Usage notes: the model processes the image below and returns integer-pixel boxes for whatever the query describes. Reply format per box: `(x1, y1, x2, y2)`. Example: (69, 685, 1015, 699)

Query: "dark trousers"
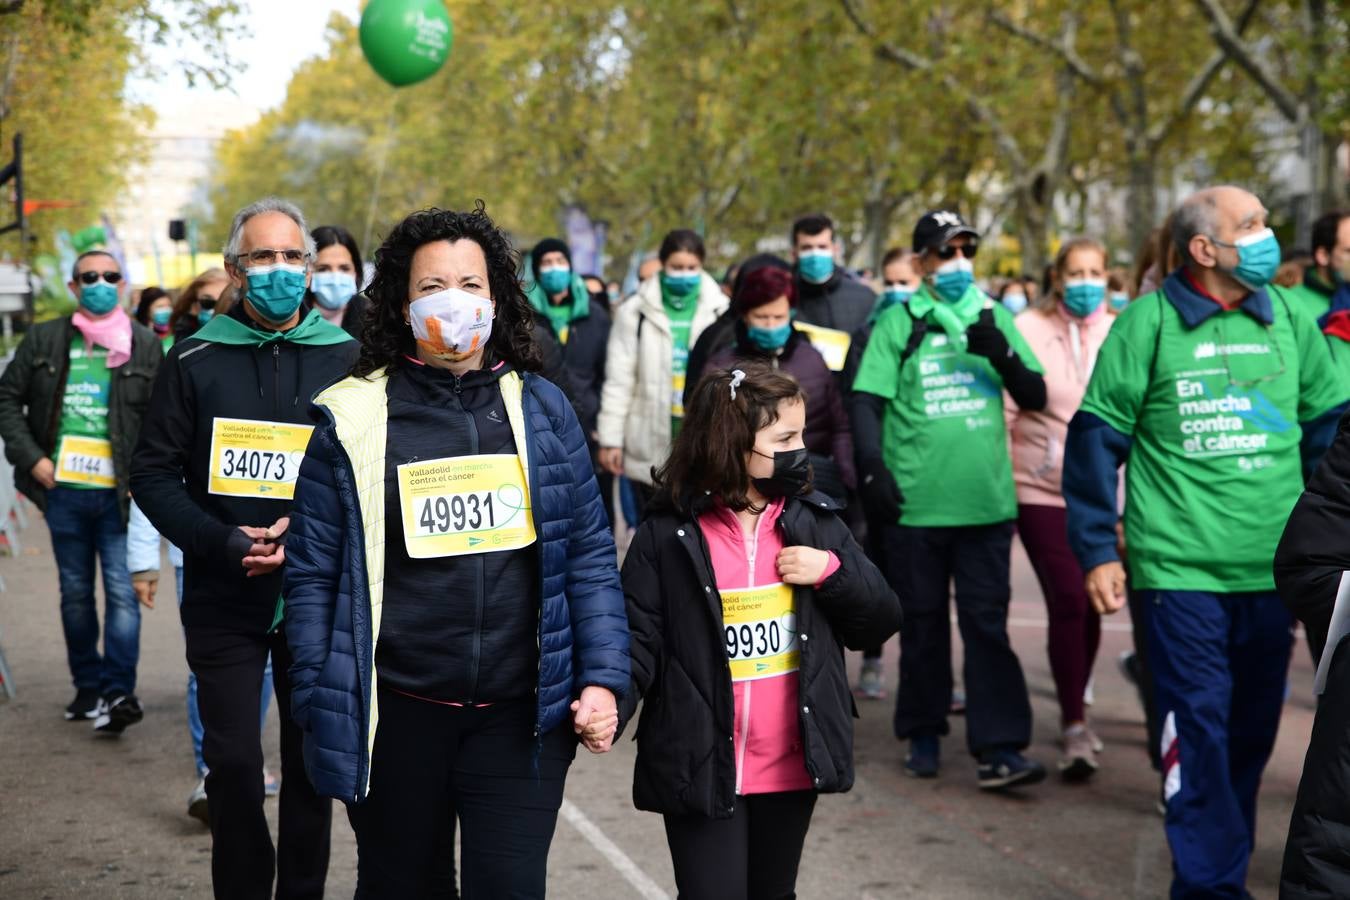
(663, 790, 817, 900)
(1127, 584, 1163, 771)
(1017, 504, 1100, 727)
(1145, 590, 1292, 899)
(885, 521, 1032, 756)
(346, 689, 575, 899)
(184, 624, 333, 900)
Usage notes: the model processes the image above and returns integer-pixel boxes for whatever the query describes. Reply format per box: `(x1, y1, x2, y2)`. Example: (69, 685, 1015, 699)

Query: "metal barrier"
(0, 436, 21, 699)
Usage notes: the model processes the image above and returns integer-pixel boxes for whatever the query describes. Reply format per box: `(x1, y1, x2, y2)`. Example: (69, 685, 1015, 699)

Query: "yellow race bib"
(397, 453, 537, 558)
(794, 321, 852, 372)
(55, 435, 115, 488)
(721, 583, 798, 681)
(208, 418, 314, 499)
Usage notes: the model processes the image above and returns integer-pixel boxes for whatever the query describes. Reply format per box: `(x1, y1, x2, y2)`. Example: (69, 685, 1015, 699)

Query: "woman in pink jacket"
(1007, 237, 1116, 780)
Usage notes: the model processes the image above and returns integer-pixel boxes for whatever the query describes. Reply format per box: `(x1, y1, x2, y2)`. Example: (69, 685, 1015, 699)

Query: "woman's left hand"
(777, 546, 831, 586)
(571, 686, 618, 754)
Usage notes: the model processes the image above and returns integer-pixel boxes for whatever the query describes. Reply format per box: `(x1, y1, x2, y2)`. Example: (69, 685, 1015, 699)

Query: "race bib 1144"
(397, 453, 537, 558)
(208, 418, 314, 499)
(54, 435, 115, 488)
(721, 583, 799, 682)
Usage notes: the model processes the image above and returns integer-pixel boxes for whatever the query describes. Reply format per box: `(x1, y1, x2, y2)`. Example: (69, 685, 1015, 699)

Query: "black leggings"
(663, 790, 818, 900)
(346, 689, 576, 899)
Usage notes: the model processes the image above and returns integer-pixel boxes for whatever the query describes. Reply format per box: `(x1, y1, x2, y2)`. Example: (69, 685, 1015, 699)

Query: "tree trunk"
(1125, 146, 1160, 261)
(1015, 188, 1050, 280)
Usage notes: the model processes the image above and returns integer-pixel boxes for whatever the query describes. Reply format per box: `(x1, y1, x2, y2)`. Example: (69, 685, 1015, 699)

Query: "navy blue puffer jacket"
(283, 367, 630, 803)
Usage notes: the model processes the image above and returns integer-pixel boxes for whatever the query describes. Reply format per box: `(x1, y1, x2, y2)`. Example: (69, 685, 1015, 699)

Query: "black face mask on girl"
(751, 447, 812, 498)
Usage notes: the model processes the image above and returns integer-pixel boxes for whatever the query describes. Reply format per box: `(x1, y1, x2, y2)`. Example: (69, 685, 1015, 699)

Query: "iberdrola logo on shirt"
(1193, 341, 1271, 360)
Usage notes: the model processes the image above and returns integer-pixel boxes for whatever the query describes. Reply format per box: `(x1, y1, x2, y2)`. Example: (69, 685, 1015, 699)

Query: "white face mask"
(409, 287, 494, 360)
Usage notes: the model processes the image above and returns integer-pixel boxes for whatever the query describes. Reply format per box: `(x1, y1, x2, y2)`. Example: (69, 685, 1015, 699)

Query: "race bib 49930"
(208, 418, 314, 499)
(397, 453, 537, 558)
(721, 583, 799, 682)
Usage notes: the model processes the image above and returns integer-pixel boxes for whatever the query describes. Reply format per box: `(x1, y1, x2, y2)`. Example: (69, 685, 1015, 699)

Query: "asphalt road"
(0, 505, 1313, 898)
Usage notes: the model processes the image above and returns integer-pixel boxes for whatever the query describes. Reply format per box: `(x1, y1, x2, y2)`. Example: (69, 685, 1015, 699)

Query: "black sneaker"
(65, 688, 102, 720)
(977, 750, 1046, 791)
(93, 694, 143, 734)
(903, 734, 940, 778)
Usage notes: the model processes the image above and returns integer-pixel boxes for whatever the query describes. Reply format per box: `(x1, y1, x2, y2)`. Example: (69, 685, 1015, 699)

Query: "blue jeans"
(175, 567, 271, 776)
(46, 487, 140, 696)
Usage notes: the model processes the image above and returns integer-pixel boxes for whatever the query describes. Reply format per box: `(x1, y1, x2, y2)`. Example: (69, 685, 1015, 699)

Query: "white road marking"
(559, 799, 670, 900)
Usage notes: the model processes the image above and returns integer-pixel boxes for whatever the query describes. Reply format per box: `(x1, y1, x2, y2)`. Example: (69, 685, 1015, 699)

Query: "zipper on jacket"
(272, 344, 281, 414)
(455, 388, 486, 700)
(734, 511, 762, 795)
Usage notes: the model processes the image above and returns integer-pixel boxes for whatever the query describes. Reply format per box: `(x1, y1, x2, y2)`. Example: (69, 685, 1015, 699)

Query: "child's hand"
(777, 546, 831, 586)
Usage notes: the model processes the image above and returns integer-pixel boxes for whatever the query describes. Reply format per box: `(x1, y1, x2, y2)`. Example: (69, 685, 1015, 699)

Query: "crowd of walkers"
(4, 188, 1350, 899)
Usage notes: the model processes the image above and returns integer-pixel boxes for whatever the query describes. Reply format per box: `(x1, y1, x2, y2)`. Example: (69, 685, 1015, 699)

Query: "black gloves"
(860, 458, 903, 525)
(964, 322, 1014, 368)
(224, 528, 256, 569)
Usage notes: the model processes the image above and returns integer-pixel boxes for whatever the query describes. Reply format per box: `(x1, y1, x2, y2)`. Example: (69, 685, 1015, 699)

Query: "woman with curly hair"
(282, 204, 630, 897)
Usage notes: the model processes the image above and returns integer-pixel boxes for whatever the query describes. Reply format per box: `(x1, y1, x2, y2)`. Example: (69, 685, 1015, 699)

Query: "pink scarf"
(72, 306, 133, 369)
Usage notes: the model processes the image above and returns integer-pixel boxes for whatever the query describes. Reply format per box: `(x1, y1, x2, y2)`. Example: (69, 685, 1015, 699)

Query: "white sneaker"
(855, 659, 885, 699)
(1058, 725, 1099, 782)
(187, 777, 208, 825)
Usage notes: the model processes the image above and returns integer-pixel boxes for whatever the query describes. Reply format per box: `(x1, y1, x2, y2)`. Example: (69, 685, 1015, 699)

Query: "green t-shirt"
(160, 333, 175, 353)
(665, 292, 699, 437)
(853, 287, 1043, 527)
(542, 296, 573, 345)
(1284, 275, 1335, 324)
(1080, 289, 1347, 592)
(55, 337, 112, 489)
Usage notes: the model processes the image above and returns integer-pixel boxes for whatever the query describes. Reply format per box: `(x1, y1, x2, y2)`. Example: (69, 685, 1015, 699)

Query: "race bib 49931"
(208, 418, 314, 499)
(397, 453, 537, 558)
(721, 583, 799, 682)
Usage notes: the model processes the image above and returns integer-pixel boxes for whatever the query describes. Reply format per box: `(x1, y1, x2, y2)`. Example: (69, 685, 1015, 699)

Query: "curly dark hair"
(353, 203, 542, 378)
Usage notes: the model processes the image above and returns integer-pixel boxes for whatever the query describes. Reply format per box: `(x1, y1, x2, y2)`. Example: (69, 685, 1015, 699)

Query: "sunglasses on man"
(77, 270, 123, 285)
(933, 242, 979, 261)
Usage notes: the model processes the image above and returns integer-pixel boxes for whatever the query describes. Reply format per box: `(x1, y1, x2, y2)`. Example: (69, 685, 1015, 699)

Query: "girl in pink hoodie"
(1007, 237, 1116, 780)
(620, 363, 899, 900)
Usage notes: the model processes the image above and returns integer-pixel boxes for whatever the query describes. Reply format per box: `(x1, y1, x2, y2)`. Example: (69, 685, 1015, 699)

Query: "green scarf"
(194, 308, 354, 347)
(907, 283, 985, 351)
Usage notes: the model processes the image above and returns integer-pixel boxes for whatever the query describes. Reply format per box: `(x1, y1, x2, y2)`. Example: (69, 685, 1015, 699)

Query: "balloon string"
(363, 103, 399, 254)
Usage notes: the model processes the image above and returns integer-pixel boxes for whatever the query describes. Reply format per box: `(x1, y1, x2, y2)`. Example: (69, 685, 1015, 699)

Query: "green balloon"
(360, 0, 453, 88)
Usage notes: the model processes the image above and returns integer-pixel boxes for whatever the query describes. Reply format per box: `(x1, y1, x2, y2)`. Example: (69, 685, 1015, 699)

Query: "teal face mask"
(931, 257, 974, 303)
(798, 252, 835, 285)
(1215, 227, 1281, 290)
(538, 267, 572, 296)
(1062, 279, 1106, 317)
(661, 271, 700, 298)
(311, 271, 356, 310)
(198, 309, 214, 326)
(79, 282, 119, 316)
(746, 322, 791, 351)
(1109, 292, 1130, 312)
(882, 286, 914, 306)
(151, 308, 172, 327)
(244, 263, 307, 323)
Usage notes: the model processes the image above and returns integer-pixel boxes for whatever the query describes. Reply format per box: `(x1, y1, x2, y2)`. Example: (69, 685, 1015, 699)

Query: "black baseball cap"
(912, 210, 979, 253)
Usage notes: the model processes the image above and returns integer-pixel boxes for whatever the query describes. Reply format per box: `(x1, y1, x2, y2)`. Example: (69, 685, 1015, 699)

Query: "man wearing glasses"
(0, 249, 162, 730)
(132, 198, 357, 899)
(1063, 185, 1348, 898)
(851, 209, 1049, 790)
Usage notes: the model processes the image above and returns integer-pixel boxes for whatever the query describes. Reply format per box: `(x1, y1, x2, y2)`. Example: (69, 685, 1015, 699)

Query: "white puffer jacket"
(597, 273, 728, 485)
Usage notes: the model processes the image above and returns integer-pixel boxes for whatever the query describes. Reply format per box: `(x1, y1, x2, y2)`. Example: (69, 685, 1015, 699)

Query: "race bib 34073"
(721, 583, 799, 682)
(397, 453, 537, 558)
(208, 418, 314, 499)
(54, 435, 115, 488)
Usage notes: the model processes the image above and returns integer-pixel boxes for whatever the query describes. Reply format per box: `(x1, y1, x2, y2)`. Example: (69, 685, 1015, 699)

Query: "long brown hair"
(172, 268, 234, 331)
(652, 363, 807, 515)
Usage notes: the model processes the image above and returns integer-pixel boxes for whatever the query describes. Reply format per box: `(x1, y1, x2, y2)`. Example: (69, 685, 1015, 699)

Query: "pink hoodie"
(1006, 305, 1115, 507)
(697, 498, 837, 795)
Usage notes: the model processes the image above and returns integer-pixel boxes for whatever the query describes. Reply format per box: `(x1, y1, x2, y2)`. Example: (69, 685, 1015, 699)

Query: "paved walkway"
(0, 505, 1311, 898)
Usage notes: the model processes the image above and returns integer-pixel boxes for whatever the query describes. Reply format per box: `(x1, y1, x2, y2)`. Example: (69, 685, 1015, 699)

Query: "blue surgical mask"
(798, 251, 835, 285)
(931, 257, 974, 303)
(660, 270, 700, 299)
(882, 286, 914, 306)
(1062, 278, 1106, 317)
(746, 322, 791, 351)
(79, 282, 119, 316)
(151, 308, 172, 327)
(198, 309, 214, 326)
(1109, 292, 1130, 312)
(245, 263, 308, 323)
(311, 271, 357, 310)
(1002, 292, 1028, 315)
(538, 266, 572, 296)
(1218, 227, 1281, 290)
